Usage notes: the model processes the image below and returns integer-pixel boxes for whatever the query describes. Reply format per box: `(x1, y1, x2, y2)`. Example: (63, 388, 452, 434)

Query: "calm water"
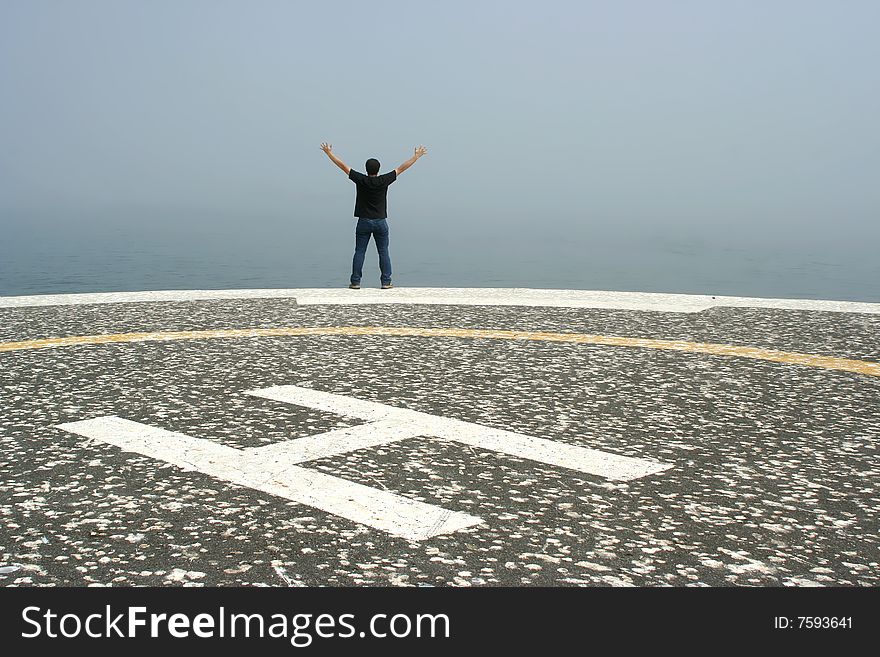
(1, 216, 878, 302)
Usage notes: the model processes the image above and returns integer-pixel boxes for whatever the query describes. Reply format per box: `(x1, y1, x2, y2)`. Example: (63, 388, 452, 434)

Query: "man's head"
(365, 158, 380, 176)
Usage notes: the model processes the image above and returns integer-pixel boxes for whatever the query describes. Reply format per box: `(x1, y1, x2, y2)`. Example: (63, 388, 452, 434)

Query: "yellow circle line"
(0, 326, 877, 378)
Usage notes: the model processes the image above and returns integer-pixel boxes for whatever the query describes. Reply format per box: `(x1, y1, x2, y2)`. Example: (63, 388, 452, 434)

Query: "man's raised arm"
(395, 145, 428, 176)
(320, 142, 350, 175)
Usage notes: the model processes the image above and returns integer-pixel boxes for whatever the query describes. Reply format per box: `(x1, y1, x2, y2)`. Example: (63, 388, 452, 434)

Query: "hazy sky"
(1, 0, 878, 247)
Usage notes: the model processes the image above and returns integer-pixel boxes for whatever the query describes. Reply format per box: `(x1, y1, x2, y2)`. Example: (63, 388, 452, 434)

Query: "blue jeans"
(351, 218, 392, 285)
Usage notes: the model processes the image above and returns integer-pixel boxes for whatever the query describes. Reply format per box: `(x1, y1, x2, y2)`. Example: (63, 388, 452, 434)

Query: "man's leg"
(373, 219, 392, 286)
(351, 219, 371, 285)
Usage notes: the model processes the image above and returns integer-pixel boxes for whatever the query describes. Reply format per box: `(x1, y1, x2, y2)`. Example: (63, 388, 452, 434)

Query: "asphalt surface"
(1, 297, 878, 586)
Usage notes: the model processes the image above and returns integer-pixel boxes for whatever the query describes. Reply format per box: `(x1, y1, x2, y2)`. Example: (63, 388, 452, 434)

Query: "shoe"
(381, 283, 394, 289)
(349, 283, 360, 289)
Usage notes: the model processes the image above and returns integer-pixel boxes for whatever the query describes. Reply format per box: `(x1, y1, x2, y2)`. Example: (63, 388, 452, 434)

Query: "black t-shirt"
(349, 169, 397, 218)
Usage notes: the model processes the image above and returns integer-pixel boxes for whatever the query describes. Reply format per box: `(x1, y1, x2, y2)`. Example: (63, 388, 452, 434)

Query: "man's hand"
(320, 142, 350, 175)
(396, 145, 428, 176)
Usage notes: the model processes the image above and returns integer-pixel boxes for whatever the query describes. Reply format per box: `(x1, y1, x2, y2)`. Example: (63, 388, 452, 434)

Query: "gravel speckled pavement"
(1, 288, 878, 587)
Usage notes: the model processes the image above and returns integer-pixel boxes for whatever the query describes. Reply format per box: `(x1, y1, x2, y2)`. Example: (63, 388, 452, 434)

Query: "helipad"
(1, 288, 878, 586)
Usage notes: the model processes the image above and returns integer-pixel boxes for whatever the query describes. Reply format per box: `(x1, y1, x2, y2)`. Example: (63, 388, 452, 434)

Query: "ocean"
(1, 214, 878, 302)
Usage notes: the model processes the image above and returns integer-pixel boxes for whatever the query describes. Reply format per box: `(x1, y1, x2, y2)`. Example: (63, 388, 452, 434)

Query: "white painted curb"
(0, 287, 878, 314)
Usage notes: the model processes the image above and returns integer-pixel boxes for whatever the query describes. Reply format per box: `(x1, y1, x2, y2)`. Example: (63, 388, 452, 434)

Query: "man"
(320, 142, 427, 289)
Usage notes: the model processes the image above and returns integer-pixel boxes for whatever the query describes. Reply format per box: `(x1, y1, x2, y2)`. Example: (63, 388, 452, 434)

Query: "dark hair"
(365, 158, 380, 175)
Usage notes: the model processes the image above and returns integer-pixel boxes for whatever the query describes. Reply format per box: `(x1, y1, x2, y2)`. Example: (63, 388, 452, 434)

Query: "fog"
(1, 1, 878, 296)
